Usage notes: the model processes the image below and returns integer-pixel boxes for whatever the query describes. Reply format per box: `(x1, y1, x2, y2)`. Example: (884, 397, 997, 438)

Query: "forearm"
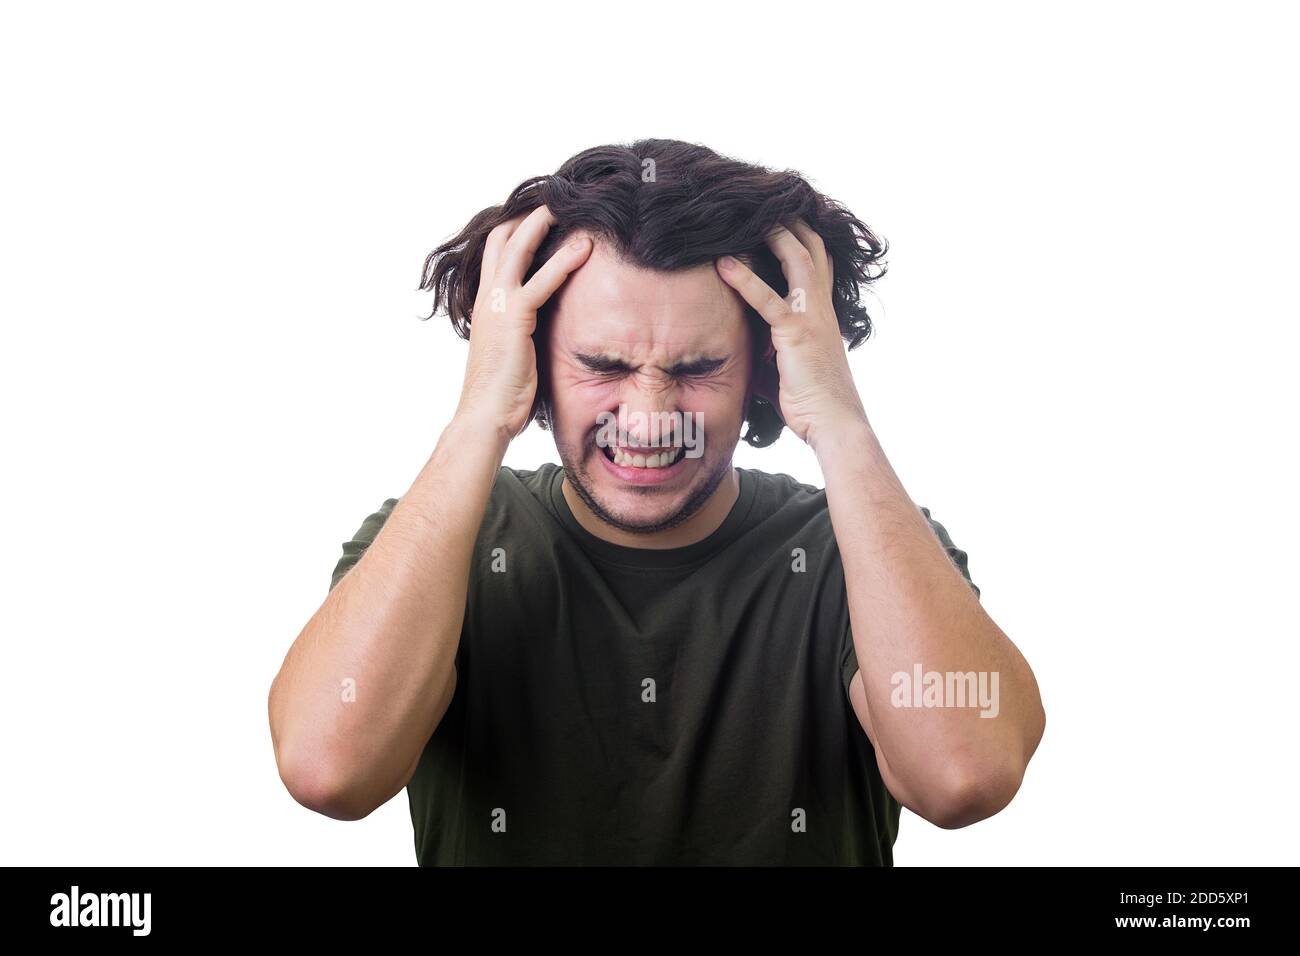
(269, 414, 507, 818)
(817, 418, 1045, 824)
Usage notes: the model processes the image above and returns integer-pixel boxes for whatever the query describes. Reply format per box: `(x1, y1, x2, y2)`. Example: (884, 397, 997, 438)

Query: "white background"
(2, 0, 1296, 866)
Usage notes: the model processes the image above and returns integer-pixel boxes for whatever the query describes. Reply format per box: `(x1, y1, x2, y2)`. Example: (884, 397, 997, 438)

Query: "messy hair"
(417, 138, 887, 447)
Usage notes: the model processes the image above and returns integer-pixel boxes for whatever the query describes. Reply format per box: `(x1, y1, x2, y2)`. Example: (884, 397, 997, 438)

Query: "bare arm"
(268, 205, 593, 819)
(823, 420, 1045, 829)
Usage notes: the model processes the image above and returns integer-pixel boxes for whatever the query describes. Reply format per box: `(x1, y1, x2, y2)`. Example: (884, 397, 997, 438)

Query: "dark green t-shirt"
(329, 462, 978, 865)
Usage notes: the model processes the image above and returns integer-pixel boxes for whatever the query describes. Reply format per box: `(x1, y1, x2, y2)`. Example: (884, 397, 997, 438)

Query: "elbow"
(909, 698, 1045, 830)
(927, 759, 1027, 830)
(931, 691, 1047, 829)
(274, 743, 379, 822)
(268, 674, 378, 821)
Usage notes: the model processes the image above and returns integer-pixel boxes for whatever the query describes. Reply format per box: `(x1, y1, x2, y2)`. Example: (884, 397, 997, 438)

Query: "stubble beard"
(559, 432, 733, 537)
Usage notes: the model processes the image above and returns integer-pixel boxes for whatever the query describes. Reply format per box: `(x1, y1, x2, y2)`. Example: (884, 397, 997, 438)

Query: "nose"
(614, 371, 682, 447)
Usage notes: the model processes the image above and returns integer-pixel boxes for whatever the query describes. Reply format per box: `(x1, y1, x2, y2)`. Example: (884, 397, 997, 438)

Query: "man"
(268, 139, 1045, 865)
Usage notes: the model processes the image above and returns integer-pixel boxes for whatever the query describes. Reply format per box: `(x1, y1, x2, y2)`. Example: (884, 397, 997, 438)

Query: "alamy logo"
(594, 406, 705, 458)
(891, 664, 1000, 718)
(49, 885, 151, 936)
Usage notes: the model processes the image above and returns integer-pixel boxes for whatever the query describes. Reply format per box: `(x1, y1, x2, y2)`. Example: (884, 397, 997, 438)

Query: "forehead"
(547, 237, 747, 358)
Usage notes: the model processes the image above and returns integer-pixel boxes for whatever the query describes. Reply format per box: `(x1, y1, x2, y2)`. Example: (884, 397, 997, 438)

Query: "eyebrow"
(575, 352, 729, 376)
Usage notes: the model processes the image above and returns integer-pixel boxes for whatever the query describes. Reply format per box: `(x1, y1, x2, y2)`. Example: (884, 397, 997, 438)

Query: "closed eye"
(669, 359, 727, 377)
(575, 353, 728, 378)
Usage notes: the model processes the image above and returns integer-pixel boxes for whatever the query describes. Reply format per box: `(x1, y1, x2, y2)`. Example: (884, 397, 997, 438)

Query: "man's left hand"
(715, 219, 868, 452)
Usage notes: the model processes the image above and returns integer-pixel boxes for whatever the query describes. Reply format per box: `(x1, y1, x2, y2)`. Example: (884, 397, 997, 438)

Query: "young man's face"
(542, 234, 756, 536)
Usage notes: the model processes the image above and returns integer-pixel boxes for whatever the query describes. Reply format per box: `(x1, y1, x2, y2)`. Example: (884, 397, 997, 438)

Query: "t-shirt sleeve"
(329, 498, 399, 591)
(919, 506, 981, 600)
(838, 505, 981, 698)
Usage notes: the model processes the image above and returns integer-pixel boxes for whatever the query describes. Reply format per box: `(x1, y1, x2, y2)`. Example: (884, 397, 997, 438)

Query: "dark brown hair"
(417, 138, 887, 447)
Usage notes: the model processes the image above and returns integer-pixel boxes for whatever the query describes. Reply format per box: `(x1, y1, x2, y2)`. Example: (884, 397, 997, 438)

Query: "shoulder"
(327, 464, 560, 592)
(742, 466, 825, 498)
(739, 466, 832, 526)
(495, 461, 561, 498)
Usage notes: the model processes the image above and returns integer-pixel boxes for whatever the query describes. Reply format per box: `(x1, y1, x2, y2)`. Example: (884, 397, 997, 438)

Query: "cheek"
(686, 379, 749, 423)
(551, 377, 623, 427)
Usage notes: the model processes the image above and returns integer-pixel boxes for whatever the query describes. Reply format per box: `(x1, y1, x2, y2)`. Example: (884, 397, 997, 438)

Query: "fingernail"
(719, 256, 735, 269)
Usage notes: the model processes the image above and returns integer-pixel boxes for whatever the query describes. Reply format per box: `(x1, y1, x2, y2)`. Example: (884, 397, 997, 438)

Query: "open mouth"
(598, 443, 685, 470)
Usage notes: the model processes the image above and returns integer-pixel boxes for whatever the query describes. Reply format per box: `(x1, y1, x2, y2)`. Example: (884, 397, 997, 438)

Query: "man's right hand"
(454, 205, 592, 443)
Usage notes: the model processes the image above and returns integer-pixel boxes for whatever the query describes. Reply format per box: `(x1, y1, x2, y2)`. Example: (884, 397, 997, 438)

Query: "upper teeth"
(612, 446, 683, 468)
